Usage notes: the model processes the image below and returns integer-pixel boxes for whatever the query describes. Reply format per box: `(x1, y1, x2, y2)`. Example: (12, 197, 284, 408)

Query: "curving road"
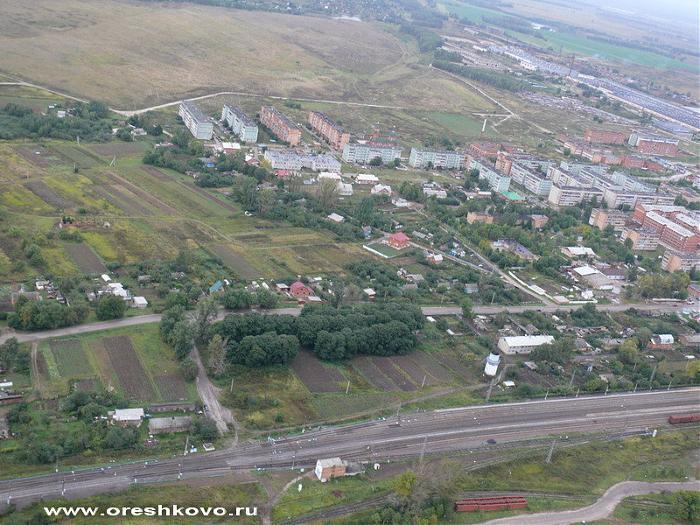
(479, 480, 700, 525)
(0, 388, 697, 511)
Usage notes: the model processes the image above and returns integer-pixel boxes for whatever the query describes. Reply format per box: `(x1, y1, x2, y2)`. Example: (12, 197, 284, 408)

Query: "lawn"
(423, 111, 495, 138)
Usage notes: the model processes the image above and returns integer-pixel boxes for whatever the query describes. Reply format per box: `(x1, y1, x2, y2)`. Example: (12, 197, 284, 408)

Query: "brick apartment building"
(589, 208, 629, 232)
(308, 111, 350, 150)
(584, 129, 627, 144)
(260, 106, 302, 146)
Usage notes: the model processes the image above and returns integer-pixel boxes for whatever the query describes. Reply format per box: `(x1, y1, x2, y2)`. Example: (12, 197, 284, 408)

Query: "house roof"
(209, 280, 224, 293)
(290, 281, 311, 292)
(316, 457, 344, 468)
(500, 335, 555, 347)
(389, 232, 410, 242)
(113, 408, 144, 421)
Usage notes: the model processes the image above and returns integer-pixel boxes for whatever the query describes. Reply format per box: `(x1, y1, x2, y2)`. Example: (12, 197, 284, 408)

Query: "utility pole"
(485, 377, 496, 402)
(183, 435, 189, 456)
(421, 374, 427, 389)
(230, 377, 234, 393)
(569, 368, 576, 387)
(345, 380, 350, 394)
(545, 440, 556, 464)
(649, 364, 658, 390)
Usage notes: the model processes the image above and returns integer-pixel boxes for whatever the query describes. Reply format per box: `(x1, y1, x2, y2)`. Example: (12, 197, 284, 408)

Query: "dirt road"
(479, 480, 700, 525)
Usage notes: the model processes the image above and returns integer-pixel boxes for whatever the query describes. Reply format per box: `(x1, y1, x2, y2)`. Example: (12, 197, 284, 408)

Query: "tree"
(316, 178, 338, 212)
(232, 176, 258, 211)
(369, 156, 383, 166)
(222, 288, 252, 310)
(461, 297, 473, 319)
(193, 297, 218, 343)
(103, 427, 138, 450)
(256, 289, 279, 309)
(192, 417, 218, 441)
(95, 295, 127, 321)
(207, 334, 227, 377)
(180, 357, 198, 382)
(170, 320, 194, 359)
(618, 338, 639, 365)
(672, 491, 699, 523)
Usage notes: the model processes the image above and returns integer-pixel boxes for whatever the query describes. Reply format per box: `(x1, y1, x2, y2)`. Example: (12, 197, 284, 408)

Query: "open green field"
(36, 324, 198, 402)
(0, 0, 492, 115)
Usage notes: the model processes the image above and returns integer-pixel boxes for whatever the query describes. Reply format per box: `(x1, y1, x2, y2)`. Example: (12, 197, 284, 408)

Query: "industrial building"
(628, 131, 679, 156)
(260, 106, 302, 146)
(179, 101, 213, 140)
(408, 148, 462, 170)
(497, 335, 554, 355)
(221, 105, 258, 143)
(308, 111, 350, 150)
(584, 129, 627, 144)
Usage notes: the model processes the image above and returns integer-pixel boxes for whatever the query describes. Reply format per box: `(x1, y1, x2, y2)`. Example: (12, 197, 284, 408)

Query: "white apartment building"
(342, 142, 402, 164)
(221, 105, 258, 143)
(408, 148, 462, 169)
(179, 101, 213, 140)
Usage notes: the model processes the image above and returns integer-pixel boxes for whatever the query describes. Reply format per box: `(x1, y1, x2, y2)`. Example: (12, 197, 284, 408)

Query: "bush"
(180, 357, 199, 382)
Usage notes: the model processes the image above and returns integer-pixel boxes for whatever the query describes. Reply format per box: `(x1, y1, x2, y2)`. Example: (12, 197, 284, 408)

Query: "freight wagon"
(455, 496, 528, 512)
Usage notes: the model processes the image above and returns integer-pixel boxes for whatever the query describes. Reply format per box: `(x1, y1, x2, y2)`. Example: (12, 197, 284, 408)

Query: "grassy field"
(36, 324, 197, 402)
(0, 0, 492, 115)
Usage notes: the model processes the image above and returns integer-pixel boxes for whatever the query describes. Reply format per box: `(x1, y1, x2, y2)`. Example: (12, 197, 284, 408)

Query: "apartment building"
(179, 101, 213, 140)
(408, 148, 462, 169)
(342, 142, 402, 164)
(509, 162, 552, 196)
(263, 150, 341, 172)
(589, 208, 629, 232)
(260, 106, 302, 146)
(470, 159, 511, 193)
(308, 111, 350, 150)
(662, 250, 700, 272)
(628, 131, 679, 156)
(548, 185, 603, 206)
(621, 228, 660, 250)
(641, 211, 700, 252)
(602, 188, 674, 209)
(221, 105, 258, 143)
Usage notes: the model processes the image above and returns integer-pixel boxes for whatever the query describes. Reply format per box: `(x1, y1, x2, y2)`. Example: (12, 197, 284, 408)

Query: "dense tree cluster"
(95, 294, 127, 321)
(159, 306, 194, 359)
(0, 337, 29, 374)
(213, 302, 423, 365)
(0, 102, 112, 141)
(8, 296, 88, 331)
(433, 60, 524, 91)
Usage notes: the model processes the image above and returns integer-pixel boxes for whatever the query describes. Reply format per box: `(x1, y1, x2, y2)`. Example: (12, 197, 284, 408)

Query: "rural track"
(478, 480, 700, 525)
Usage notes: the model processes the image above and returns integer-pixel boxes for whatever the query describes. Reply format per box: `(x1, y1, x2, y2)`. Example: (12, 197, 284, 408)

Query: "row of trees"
(8, 296, 89, 331)
(433, 60, 524, 91)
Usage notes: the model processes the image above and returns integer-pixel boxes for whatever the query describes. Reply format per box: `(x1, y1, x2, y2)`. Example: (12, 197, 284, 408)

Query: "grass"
(0, 479, 265, 525)
(608, 492, 691, 525)
(422, 111, 495, 138)
(272, 473, 394, 523)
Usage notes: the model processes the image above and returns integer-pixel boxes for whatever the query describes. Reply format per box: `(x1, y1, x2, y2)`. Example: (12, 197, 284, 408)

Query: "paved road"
(1, 389, 697, 510)
(1, 303, 689, 345)
(480, 480, 700, 525)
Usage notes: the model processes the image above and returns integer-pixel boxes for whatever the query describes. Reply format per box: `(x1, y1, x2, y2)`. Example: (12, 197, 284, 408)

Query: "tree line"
(0, 102, 112, 141)
(432, 60, 524, 92)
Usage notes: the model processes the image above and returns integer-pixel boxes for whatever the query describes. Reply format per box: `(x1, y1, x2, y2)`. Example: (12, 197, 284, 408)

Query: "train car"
(455, 496, 528, 512)
(668, 414, 700, 424)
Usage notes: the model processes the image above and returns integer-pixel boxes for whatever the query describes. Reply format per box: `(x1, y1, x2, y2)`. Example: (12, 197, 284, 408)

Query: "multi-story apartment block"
(547, 185, 604, 206)
(628, 131, 679, 156)
(308, 111, 350, 150)
(640, 211, 700, 253)
(260, 106, 302, 146)
(408, 148, 462, 170)
(662, 250, 700, 272)
(470, 159, 511, 193)
(602, 188, 674, 209)
(509, 162, 551, 196)
(589, 209, 629, 232)
(342, 142, 402, 164)
(221, 105, 258, 143)
(584, 129, 627, 144)
(179, 101, 213, 140)
(495, 152, 552, 176)
(621, 228, 660, 251)
(263, 150, 341, 172)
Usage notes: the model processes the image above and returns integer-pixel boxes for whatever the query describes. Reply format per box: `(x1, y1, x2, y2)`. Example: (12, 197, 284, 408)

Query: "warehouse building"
(628, 131, 679, 157)
(497, 335, 554, 355)
(179, 101, 213, 140)
(221, 105, 258, 143)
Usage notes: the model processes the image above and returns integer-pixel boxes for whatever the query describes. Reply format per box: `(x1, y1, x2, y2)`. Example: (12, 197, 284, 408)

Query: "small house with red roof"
(289, 281, 313, 298)
(387, 232, 410, 250)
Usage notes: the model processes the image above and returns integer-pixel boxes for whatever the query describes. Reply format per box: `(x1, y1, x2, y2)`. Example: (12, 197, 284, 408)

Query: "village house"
(289, 281, 313, 298)
(387, 232, 410, 250)
(111, 408, 145, 427)
(648, 334, 674, 350)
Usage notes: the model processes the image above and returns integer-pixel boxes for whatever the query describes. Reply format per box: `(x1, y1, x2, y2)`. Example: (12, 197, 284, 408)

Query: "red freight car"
(668, 414, 700, 424)
(455, 496, 528, 512)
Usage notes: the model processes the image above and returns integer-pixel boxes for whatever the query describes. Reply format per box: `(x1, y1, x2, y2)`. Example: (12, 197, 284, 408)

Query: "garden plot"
(103, 335, 156, 401)
(24, 180, 72, 208)
(64, 242, 107, 273)
(49, 339, 92, 378)
(351, 356, 400, 391)
(290, 351, 345, 393)
(369, 356, 417, 391)
(154, 374, 188, 401)
(209, 244, 260, 279)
